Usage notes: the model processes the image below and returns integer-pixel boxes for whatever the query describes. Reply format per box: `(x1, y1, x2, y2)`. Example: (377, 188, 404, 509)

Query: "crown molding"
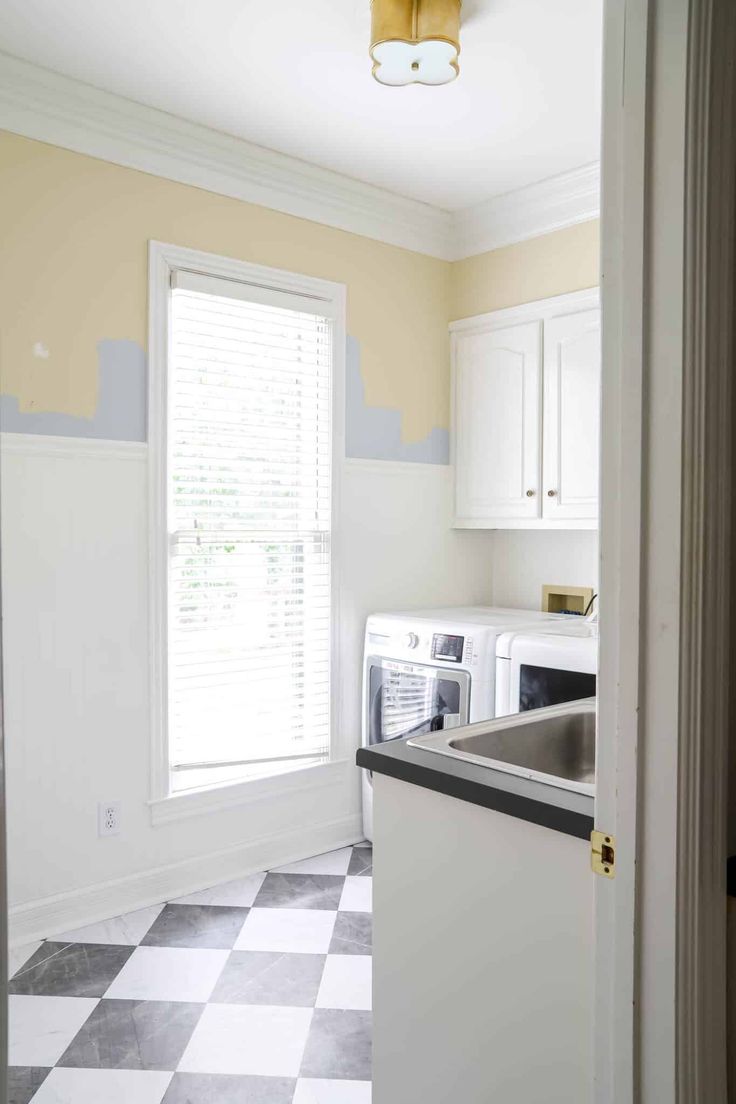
(0, 52, 455, 259)
(0, 52, 600, 262)
(451, 162, 600, 259)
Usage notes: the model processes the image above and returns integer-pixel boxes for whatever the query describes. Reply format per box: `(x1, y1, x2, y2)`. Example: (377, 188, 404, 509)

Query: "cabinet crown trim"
(449, 287, 600, 336)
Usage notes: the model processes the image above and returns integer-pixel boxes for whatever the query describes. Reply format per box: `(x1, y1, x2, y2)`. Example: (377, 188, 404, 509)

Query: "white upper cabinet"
(451, 288, 600, 530)
(453, 321, 541, 522)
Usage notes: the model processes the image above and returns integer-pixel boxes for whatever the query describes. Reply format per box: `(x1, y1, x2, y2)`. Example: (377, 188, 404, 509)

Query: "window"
(149, 244, 345, 805)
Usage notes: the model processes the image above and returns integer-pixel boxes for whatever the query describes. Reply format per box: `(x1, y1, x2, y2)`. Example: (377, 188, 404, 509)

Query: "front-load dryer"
(494, 619, 599, 717)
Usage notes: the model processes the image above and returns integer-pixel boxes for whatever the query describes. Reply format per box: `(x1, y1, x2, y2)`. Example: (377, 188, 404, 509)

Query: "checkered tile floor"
(8, 844, 373, 1103)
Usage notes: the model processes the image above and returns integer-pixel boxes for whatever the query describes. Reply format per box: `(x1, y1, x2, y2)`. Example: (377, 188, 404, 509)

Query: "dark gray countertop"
(357, 737, 595, 840)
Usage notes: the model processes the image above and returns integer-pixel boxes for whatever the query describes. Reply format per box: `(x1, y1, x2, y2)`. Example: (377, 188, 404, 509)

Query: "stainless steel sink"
(407, 698, 596, 795)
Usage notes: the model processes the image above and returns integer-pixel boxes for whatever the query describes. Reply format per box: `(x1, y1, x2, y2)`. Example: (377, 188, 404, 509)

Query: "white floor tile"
(8, 995, 99, 1067)
(8, 940, 43, 978)
(104, 946, 229, 1002)
(48, 904, 164, 946)
(316, 955, 372, 1011)
(171, 871, 267, 908)
(294, 1079, 372, 1103)
(234, 909, 336, 954)
(31, 1068, 173, 1104)
(271, 847, 353, 876)
(178, 1003, 313, 1077)
(339, 877, 372, 913)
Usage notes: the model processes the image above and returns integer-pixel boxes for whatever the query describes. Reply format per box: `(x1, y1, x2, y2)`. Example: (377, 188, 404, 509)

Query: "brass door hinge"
(591, 830, 616, 877)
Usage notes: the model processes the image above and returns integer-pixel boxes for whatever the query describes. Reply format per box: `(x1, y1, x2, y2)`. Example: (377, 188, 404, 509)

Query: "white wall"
(487, 529, 598, 610)
(0, 437, 496, 943)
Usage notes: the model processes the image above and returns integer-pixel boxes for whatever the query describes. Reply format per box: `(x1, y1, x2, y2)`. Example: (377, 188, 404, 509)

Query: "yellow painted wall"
(0, 132, 450, 443)
(450, 220, 600, 321)
(0, 132, 600, 437)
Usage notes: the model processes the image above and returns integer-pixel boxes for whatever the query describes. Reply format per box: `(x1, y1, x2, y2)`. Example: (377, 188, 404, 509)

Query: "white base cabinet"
(372, 773, 594, 1104)
(451, 288, 600, 529)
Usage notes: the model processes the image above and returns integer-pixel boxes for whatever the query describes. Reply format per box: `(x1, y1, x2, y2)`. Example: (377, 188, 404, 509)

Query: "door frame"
(596, 0, 736, 1099)
(0, 538, 8, 1104)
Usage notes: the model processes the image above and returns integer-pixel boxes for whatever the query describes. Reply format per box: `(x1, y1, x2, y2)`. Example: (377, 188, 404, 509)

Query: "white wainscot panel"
(0, 441, 494, 942)
(0, 437, 359, 942)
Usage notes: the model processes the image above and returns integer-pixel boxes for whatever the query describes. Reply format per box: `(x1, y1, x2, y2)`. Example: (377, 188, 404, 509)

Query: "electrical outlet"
(98, 801, 121, 838)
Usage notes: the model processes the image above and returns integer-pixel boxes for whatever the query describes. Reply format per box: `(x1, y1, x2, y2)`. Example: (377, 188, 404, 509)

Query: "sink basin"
(407, 698, 596, 795)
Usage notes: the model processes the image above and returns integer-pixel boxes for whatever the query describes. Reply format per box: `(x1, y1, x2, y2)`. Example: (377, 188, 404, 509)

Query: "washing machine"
(360, 605, 568, 840)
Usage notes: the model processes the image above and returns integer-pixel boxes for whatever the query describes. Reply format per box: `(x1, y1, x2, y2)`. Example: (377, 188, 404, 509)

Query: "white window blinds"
(167, 270, 334, 785)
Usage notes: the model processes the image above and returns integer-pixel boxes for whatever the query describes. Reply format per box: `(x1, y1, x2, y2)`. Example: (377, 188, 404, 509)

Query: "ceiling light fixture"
(370, 0, 461, 87)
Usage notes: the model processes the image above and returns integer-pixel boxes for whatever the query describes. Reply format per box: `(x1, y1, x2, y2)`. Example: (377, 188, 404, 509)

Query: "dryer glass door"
(519, 663, 596, 712)
(366, 658, 470, 745)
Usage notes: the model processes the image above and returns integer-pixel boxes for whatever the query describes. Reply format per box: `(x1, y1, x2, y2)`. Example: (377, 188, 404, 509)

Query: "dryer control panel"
(431, 633, 465, 663)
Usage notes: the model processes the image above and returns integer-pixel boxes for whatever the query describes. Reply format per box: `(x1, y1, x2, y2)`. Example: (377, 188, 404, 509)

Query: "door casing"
(596, 0, 736, 1100)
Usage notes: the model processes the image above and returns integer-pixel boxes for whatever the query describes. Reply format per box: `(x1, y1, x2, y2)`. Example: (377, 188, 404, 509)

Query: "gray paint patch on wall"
(0, 339, 146, 441)
(345, 335, 449, 464)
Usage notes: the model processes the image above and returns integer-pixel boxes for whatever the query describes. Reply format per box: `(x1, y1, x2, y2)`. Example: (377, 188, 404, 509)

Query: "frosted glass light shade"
(370, 0, 461, 87)
(371, 38, 459, 86)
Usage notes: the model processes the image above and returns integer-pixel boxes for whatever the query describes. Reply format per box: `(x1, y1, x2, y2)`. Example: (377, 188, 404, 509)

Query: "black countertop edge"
(728, 856, 736, 897)
(357, 745, 594, 842)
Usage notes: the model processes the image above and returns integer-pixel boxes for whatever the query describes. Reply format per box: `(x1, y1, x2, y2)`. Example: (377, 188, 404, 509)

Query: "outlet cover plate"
(98, 801, 121, 837)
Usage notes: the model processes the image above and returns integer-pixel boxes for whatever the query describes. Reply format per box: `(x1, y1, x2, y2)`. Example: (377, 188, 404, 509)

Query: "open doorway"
(0, 1, 734, 1102)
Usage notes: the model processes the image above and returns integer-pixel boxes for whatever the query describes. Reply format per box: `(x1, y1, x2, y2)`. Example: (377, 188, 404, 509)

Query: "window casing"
(148, 243, 345, 811)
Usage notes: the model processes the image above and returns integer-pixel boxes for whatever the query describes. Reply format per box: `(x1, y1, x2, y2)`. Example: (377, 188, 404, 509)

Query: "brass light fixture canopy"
(370, 0, 462, 87)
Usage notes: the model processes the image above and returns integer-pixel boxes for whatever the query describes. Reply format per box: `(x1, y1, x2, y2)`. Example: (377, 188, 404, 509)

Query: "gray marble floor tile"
(299, 1010, 372, 1081)
(141, 905, 249, 950)
(162, 1072, 296, 1103)
(210, 951, 325, 1007)
(8, 943, 135, 998)
(347, 848, 373, 877)
(57, 999, 204, 1070)
(8, 1066, 50, 1104)
(253, 874, 344, 911)
(328, 913, 372, 956)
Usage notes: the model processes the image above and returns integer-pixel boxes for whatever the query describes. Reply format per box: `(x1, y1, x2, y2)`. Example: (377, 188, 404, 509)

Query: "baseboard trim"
(8, 812, 363, 947)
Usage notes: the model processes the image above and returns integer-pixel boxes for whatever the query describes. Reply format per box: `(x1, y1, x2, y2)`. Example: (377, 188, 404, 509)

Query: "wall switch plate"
(98, 801, 121, 837)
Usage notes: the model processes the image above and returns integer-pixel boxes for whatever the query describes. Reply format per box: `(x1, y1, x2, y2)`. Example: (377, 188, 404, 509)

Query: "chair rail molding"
(0, 52, 599, 262)
(0, 432, 147, 461)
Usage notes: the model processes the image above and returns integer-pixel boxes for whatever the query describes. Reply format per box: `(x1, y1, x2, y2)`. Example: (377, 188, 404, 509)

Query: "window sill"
(149, 757, 351, 826)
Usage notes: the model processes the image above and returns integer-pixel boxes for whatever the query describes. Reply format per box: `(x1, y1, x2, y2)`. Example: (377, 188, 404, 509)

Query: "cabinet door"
(453, 321, 541, 524)
(542, 308, 601, 520)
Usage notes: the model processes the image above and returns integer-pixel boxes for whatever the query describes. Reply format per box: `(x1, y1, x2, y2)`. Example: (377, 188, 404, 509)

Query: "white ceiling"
(0, 0, 602, 211)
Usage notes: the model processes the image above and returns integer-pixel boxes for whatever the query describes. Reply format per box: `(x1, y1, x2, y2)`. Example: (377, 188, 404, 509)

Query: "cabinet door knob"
(547, 489, 558, 497)
(526, 489, 536, 497)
